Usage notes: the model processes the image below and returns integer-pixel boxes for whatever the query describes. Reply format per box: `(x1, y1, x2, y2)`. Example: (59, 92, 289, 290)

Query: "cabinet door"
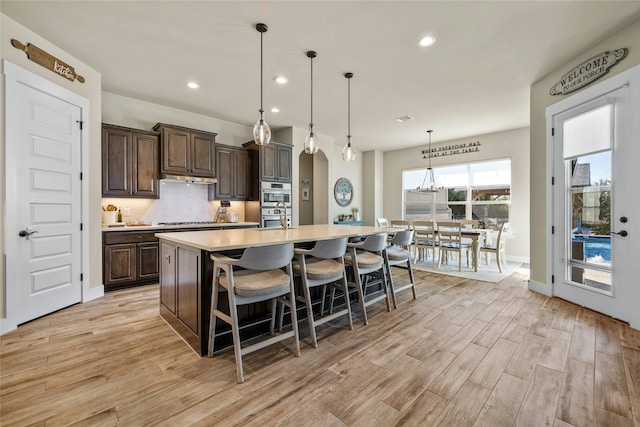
(160, 242, 177, 314)
(215, 146, 234, 199)
(138, 242, 159, 280)
(102, 126, 131, 196)
(177, 246, 200, 335)
(234, 149, 249, 199)
(104, 243, 137, 285)
(277, 145, 292, 182)
(190, 131, 215, 177)
(132, 132, 159, 198)
(162, 127, 190, 175)
(261, 144, 277, 181)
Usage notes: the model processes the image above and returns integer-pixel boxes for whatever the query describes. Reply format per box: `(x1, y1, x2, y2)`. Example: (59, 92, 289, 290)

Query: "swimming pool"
(572, 235, 611, 262)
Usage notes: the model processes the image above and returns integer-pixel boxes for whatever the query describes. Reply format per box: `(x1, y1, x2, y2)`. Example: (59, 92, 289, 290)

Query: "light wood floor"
(2, 270, 639, 426)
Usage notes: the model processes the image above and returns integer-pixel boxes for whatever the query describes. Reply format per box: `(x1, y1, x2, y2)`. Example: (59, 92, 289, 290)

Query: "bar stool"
(342, 233, 390, 324)
(208, 243, 299, 383)
(385, 230, 417, 308)
(293, 237, 353, 348)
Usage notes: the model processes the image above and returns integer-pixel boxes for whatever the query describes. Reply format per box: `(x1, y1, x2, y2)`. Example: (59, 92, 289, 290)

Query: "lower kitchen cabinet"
(103, 231, 159, 290)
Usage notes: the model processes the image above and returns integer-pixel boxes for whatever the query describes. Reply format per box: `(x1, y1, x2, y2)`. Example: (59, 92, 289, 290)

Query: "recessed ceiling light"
(394, 115, 414, 122)
(419, 36, 436, 47)
(271, 107, 280, 113)
(187, 81, 199, 89)
(274, 76, 288, 84)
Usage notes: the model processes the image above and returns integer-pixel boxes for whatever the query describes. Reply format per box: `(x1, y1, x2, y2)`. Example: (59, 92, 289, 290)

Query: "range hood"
(160, 174, 217, 184)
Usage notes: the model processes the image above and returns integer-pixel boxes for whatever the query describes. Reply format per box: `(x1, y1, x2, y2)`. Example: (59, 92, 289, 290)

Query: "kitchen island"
(156, 224, 391, 355)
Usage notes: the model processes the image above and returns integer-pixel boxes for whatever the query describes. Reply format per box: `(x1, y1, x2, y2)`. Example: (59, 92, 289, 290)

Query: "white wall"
(383, 127, 530, 262)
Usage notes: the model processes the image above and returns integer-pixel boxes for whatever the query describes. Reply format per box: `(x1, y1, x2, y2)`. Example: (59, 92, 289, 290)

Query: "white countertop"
(101, 222, 259, 232)
(156, 224, 395, 251)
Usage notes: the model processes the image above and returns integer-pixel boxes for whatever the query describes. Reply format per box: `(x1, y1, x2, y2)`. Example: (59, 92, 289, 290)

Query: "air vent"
(394, 115, 414, 122)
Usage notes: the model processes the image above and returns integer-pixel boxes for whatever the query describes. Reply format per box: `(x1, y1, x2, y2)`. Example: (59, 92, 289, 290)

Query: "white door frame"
(2, 60, 96, 334)
(545, 64, 640, 329)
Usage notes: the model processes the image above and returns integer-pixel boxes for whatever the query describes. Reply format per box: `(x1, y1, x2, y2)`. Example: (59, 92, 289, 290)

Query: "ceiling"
(3, 1, 640, 152)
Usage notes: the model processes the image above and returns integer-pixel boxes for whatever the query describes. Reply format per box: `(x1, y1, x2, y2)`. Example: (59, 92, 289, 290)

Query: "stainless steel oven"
(260, 182, 292, 207)
(261, 207, 291, 228)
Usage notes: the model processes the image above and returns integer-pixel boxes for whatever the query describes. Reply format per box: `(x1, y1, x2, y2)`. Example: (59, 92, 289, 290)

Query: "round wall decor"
(334, 177, 353, 207)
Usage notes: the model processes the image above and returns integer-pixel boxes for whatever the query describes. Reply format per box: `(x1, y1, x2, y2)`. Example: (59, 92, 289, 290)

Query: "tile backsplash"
(102, 181, 246, 225)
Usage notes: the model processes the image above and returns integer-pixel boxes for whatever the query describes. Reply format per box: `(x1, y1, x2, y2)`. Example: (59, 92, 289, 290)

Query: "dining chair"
(412, 220, 438, 265)
(341, 233, 391, 324)
(376, 218, 390, 227)
(437, 221, 471, 271)
(293, 237, 353, 348)
(208, 243, 299, 383)
(389, 219, 411, 230)
(385, 230, 416, 308)
(479, 222, 510, 273)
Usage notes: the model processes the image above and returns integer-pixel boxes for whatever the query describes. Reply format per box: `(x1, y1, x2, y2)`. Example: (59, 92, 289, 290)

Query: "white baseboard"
(83, 284, 104, 303)
(528, 279, 552, 297)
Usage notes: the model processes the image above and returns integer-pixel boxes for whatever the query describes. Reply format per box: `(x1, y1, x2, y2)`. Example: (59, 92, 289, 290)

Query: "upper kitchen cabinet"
(102, 123, 160, 198)
(153, 123, 217, 178)
(243, 140, 292, 183)
(214, 144, 249, 200)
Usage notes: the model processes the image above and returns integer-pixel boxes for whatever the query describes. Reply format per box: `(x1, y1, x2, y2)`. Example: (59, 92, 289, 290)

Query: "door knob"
(611, 230, 628, 237)
(18, 227, 39, 239)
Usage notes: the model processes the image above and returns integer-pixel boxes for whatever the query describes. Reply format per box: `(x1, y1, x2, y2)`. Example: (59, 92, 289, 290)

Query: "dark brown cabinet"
(102, 124, 159, 198)
(214, 144, 249, 200)
(153, 123, 217, 178)
(244, 140, 292, 183)
(103, 231, 160, 290)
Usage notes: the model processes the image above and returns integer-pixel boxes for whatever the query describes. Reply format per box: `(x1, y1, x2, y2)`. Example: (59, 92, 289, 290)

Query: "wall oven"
(261, 182, 292, 207)
(261, 208, 292, 228)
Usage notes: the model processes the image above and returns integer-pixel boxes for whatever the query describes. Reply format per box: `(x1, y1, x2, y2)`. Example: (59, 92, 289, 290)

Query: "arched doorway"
(298, 149, 328, 225)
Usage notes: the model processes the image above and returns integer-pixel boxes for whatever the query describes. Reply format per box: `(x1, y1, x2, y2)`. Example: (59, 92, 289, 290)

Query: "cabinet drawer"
(104, 231, 158, 245)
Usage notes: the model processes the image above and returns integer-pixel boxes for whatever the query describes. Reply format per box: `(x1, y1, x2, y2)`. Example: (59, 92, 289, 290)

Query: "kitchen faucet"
(275, 201, 288, 230)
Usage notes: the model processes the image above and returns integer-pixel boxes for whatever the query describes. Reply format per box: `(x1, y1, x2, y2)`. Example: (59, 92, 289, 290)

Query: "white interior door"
(5, 64, 83, 324)
(549, 64, 640, 329)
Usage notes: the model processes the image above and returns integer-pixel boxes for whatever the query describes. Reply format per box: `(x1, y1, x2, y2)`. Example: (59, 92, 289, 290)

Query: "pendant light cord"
(310, 54, 313, 127)
(347, 76, 351, 141)
(260, 30, 264, 112)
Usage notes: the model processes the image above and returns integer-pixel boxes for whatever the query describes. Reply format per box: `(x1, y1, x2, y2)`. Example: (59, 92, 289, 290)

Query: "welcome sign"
(550, 48, 627, 95)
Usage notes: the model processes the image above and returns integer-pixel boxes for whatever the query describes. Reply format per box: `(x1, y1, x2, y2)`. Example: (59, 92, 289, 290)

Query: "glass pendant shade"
(342, 140, 356, 161)
(304, 124, 319, 154)
(253, 109, 271, 145)
(253, 23, 270, 145)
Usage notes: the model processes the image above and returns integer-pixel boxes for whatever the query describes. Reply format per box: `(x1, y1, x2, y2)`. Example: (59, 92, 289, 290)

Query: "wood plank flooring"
(2, 270, 640, 426)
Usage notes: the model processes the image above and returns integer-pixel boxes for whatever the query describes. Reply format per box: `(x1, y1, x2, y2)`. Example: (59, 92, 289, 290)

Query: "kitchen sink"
(256, 227, 297, 231)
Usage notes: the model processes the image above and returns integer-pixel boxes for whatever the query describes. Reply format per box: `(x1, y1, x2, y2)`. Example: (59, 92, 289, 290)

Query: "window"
(403, 159, 511, 230)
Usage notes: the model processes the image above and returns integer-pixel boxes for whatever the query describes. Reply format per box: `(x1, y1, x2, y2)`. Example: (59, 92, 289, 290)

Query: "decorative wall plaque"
(421, 141, 481, 159)
(549, 48, 627, 96)
(11, 39, 85, 83)
(334, 178, 353, 207)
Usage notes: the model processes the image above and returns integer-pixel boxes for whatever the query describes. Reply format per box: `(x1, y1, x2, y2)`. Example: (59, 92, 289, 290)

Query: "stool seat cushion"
(344, 251, 383, 268)
(220, 268, 290, 297)
(293, 258, 344, 281)
(386, 246, 410, 261)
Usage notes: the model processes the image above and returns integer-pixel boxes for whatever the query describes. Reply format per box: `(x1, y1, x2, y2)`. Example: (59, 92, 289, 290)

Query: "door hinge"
(80, 172, 83, 180)
(80, 223, 83, 231)
(551, 127, 555, 136)
(552, 275, 555, 284)
(552, 226, 555, 234)
(80, 273, 84, 282)
(76, 120, 83, 130)
(551, 176, 555, 185)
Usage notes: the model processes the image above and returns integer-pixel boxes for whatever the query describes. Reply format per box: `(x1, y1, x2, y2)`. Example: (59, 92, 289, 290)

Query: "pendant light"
(342, 72, 357, 162)
(417, 130, 442, 192)
(253, 23, 271, 145)
(304, 51, 319, 154)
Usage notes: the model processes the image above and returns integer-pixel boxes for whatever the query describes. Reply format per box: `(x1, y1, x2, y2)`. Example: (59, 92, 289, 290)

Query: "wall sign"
(549, 48, 627, 96)
(421, 141, 481, 159)
(11, 39, 85, 84)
